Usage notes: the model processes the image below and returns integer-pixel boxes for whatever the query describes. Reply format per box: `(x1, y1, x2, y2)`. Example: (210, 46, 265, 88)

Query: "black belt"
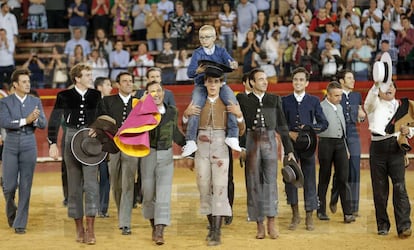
(371, 133, 384, 136)
(7, 126, 35, 135)
(319, 137, 343, 140)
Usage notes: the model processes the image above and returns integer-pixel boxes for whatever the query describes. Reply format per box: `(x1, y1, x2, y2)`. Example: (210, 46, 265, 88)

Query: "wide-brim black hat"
(89, 115, 119, 154)
(294, 125, 317, 158)
(281, 156, 304, 188)
(198, 59, 233, 78)
(71, 128, 108, 166)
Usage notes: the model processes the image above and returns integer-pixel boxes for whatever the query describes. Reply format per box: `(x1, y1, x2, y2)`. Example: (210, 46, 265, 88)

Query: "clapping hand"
(26, 106, 40, 124)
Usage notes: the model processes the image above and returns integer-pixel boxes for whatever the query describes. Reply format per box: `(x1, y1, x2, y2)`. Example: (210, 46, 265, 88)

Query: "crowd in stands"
(0, 0, 413, 89)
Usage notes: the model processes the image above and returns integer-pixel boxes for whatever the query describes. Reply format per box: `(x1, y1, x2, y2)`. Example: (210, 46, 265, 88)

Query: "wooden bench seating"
(16, 42, 66, 49)
(19, 28, 70, 34)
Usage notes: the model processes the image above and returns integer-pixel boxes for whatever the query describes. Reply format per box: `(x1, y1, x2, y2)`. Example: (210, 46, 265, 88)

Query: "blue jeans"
(186, 84, 238, 141)
(221, 33, 233, 57)
(147, 38, 163, 52)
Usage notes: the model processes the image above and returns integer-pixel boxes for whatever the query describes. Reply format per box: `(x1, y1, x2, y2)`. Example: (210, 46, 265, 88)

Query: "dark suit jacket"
(282, 93, 328, 133)
(341, 91, 362, 155)
(341, 92, 362, 126)
(48, 88, 101, 144)
(95, 94, 135, 128)
(237, 92, 294, 154)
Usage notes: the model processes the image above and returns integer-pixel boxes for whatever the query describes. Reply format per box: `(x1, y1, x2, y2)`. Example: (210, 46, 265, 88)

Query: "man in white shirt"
(0, 3, 18, 43)
(0, 28, 15, 84)
(364, 54, 412, 238)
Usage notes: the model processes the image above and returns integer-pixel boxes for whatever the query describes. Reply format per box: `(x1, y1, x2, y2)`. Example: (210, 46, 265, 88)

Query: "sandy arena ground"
(0, 162, 413, 250)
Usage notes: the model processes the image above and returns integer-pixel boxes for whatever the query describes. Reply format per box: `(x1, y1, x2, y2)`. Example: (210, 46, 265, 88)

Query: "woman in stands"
(91, 28, 113, 64)
(69, 45, 87, 68)
(241, 30, 260, 74)
(47, 45, 68, 89)
(173, 49, 191, 83)
(218, 2, 236, 56)
(111, 0, 132, 42)
(132, 0, 150, 41)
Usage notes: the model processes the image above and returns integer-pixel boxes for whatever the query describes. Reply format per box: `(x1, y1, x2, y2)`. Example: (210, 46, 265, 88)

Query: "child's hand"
(228, 59, 238, 70)
(196, 64, 206, 74)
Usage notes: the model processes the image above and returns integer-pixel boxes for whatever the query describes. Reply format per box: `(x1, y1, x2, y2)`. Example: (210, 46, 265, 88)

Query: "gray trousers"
(64, 128, 99, 219)
(2, 132, 37, 229)
(245, 130, 278, 222)
(108, 151, 138, 228)
(195, 129, 231, 217)
(141, 148, 174, 226)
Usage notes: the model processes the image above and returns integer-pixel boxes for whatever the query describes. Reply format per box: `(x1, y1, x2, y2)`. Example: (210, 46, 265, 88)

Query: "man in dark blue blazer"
(0, 69, 47, 234)
(282, 67, 328, 231)
(329, 69, 366, 216)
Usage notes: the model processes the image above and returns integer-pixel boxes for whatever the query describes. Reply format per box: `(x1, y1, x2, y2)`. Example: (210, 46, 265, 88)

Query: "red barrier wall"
(32, 80, 414, 158)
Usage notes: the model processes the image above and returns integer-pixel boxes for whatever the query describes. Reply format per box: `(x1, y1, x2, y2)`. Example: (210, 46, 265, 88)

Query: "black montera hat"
(198, 60, 233, 78)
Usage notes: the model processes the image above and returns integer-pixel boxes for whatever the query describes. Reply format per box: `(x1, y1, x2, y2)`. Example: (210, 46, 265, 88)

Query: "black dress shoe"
(121, 227, 131, 235)
(329, 202, 337, 214)
(344, 214, 356, 223)
(15, 228, 26, 234)
(378, 229, 389, 236)
(8, 212, 16, 227)
(98, 212, 109, 218)
(317, 213, 330, 221)
(224, 216, 233, 225)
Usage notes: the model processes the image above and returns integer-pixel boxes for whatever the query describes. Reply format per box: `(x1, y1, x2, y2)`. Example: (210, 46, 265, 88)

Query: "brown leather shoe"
(85, 216, 96, 245)
(305, 211, 314, 231)
(154, 224, 165, 245)
(256, 221, 265, 239)
(74, 218, 85, 243)
(267, 217, 279, 239)
(288, 204, 300, 230)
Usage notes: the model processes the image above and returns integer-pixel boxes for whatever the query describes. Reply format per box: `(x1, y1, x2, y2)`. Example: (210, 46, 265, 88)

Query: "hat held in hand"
(198, 59, 233, 78)
(293, 125, 317, 158)
(71, 128, 108, 166)
(281, 156, 304, 188)
(373, 52, 393, 93)
(90, 115, 119, 154)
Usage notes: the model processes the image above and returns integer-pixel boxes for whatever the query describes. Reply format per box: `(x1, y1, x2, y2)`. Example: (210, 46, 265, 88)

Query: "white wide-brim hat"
(373, 52, 393, 92)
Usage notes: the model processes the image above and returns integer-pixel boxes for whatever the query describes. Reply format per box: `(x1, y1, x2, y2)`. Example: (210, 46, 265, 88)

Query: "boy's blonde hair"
(199, 25, 216, 36)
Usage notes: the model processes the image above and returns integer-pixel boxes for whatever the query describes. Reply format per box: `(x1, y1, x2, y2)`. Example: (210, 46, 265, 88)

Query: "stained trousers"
(245, 129, 278, 223)
(195, 129, 232, 217)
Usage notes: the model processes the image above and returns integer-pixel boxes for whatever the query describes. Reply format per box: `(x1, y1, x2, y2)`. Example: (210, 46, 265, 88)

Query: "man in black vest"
(96, 72, 138, 236)
(48, 63, 101, 244)
(237, 68, 295, 239)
